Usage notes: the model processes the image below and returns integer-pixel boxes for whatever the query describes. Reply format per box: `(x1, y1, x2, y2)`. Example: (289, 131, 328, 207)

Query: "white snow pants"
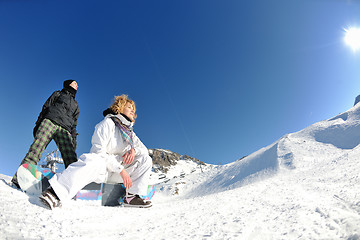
(49, 153, 152, 202)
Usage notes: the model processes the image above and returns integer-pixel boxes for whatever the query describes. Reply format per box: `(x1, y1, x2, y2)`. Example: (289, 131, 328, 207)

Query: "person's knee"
(77, 154, 103, 169)
(143, 155, 153, 170)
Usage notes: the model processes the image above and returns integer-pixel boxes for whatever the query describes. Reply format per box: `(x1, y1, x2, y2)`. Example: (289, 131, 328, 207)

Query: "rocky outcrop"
(148, 149, 205, 173)
(182, 154, 205, 166)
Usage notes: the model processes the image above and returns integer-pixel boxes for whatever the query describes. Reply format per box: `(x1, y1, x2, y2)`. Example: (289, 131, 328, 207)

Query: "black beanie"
(63, 79, 75, 88)
(63, 79, 77, 97)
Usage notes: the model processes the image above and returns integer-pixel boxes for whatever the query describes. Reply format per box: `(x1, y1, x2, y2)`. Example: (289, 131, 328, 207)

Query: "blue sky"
(1, 0, 360, 176)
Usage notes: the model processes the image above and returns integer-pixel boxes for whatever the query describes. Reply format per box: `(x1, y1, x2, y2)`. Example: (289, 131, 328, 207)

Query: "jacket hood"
(103, 108, 134, 128)
(103, 108, 116, 117)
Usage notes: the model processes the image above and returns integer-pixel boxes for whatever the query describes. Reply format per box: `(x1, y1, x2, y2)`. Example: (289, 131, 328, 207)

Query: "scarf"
(110, 116, 134, 148)
(62, 87, 77, 98)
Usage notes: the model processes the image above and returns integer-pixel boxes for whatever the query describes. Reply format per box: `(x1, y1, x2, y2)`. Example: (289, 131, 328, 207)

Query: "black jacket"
(34, 88, 79, 147)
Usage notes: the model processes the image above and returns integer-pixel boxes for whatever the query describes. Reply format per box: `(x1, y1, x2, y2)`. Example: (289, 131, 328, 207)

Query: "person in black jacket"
(11, 80, 80, 188)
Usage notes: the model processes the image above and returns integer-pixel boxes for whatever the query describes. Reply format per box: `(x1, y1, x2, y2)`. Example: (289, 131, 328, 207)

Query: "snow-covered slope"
(1, 105, 360, 239)
(183, 105, 360, 199)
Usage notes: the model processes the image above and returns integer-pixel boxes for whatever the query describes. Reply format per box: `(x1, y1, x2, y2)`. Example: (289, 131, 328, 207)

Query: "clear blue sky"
(1, 0, 360, 176)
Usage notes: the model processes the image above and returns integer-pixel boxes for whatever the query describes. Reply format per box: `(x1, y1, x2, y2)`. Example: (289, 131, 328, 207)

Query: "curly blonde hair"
(110, 95, 137, 120)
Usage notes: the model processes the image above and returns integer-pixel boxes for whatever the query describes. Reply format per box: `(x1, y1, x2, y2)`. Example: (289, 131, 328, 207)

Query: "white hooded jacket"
(90, 114, 149, 174)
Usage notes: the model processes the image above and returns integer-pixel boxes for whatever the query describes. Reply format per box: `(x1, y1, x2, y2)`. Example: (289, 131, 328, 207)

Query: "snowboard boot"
(123, 193, 152, 208)
(11, 174, 20, 189)
(39, 187, 61, 210)
(11, 179, 20, 189)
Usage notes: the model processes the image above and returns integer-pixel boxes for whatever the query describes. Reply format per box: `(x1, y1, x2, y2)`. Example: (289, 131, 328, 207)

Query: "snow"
(1, 105, 360, 239)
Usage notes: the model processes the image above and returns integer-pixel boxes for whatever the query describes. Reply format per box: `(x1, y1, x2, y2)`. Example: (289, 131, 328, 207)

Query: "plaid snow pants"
(13, 118, 77, 183)
(21, 118, 77, 167)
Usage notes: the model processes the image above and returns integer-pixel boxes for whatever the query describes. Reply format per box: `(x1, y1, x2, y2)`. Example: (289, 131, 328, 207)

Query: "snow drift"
(184, 104, 360, 199)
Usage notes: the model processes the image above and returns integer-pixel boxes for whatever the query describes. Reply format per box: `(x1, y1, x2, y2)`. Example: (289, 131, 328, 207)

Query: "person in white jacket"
(39, 95, 153, 209)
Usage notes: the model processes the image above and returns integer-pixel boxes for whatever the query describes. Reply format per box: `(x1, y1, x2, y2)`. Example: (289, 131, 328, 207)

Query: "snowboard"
(75, 182, 104, 203)
(17, 163, 155, 205)
(16, 163, 55, 195)
(77, 183, 155, 206)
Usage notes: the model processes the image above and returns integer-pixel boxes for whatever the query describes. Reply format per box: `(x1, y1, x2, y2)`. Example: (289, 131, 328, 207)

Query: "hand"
(120, 169, 132, 189)
(122, 148, 135, 165)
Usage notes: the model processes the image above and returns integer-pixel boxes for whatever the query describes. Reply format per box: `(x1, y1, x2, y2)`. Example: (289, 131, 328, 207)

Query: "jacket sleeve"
(71, 104, 80, 149)
(38, 91, 61, 121)
(33, 91, 61, 137)
(132, 132, 149, 157)
(90, 119, 124, 173)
